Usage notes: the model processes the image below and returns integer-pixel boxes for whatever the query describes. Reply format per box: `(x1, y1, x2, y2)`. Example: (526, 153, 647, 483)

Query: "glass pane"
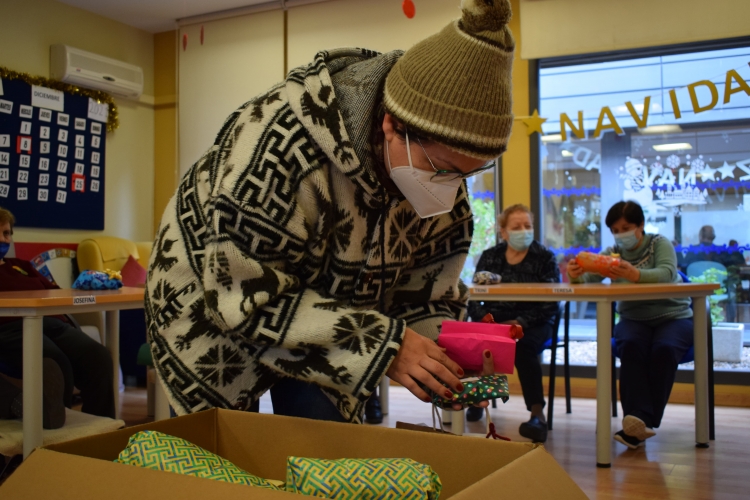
(539, 43, 750, 346)
(461, 170, 497, 285)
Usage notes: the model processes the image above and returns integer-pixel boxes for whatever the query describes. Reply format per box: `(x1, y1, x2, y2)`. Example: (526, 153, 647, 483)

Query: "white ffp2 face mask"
(385, 131, 462, 218)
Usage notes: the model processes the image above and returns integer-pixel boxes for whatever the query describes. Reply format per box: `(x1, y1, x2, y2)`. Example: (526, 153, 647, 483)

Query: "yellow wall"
(1, 0, 155, 243)
(153, 31, 178, 234)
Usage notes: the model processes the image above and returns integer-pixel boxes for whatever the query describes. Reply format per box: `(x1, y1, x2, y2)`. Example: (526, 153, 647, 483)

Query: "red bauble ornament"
(402, 0, 415, 19)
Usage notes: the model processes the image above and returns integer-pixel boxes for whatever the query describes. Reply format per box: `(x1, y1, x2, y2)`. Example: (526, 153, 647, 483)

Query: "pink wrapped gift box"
(437, 321, 518, 374)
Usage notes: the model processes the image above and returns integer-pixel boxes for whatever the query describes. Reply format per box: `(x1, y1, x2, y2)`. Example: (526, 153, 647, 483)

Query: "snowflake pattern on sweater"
(145, 48, 473, 422)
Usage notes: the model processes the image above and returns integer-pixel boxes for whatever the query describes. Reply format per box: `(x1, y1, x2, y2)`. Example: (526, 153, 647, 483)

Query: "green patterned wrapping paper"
(432, 374, 510, 408)
(115, 430, 283, 490)
(285, 456, 442, 499)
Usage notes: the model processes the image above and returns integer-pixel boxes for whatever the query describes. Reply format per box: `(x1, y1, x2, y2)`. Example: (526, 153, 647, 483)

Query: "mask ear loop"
(404, 129, 414, 168)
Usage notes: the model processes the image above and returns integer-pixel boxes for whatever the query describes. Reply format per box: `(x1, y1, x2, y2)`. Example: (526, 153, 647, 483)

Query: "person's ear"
(382, 113, 398, 143)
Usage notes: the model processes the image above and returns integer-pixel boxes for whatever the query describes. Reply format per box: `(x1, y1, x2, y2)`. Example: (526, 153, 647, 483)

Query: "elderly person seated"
(0, 207, 115, 423)
(567, 200, 692, 450)
(467, 204, 560, 443)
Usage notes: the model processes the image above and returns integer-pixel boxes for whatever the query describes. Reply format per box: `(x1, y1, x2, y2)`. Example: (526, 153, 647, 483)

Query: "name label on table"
(472, 287, 488, 294)
(552, 287, 574, 294)
(73, 296, 96, 305)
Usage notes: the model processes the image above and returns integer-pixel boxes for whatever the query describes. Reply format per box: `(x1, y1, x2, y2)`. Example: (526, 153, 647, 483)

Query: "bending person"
(567, 200, 692, 449)
(146, 0, 516, 422)
(467, 204, 560, 442)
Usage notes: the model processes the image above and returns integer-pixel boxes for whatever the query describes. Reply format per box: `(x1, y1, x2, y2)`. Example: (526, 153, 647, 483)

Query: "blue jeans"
(249, 378, 347, 422)
(614, 317, 693, 428)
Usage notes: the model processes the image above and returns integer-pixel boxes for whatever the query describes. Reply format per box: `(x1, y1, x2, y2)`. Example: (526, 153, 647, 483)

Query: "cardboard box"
(1, 409, 588, 499)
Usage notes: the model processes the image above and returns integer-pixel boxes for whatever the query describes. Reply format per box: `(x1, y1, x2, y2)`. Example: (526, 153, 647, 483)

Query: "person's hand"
(387, 328, 464, 403)
(567, 260, 585, 279)
(449, 349, 495, 410)
(609, 260, 640, 282)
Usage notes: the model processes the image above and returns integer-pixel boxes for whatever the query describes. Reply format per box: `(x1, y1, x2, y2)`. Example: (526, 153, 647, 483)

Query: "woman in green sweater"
(567, 201, 693, 450)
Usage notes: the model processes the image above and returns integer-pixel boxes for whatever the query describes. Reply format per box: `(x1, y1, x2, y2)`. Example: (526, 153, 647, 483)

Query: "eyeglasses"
(411, 133, 497, 182)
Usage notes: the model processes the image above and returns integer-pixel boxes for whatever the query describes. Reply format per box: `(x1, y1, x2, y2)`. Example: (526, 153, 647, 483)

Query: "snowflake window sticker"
(690, 156, 706, 173)
(587, 222, 598, 233)
(650, 161, 664, 177)
(666, 154, 681, 169)
(574, 205, 588, 221)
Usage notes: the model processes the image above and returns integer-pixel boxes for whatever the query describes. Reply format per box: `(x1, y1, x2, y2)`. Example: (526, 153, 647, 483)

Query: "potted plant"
(691, 267, 744, 363)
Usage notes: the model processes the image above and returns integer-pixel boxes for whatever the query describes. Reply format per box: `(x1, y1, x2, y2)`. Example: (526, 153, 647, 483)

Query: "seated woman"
(0, 207, 115, 421)
(467, 204, 560, 443)
(567, 200, 692, 449)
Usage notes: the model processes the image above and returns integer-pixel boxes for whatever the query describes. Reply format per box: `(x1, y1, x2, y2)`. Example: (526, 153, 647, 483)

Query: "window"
(538, 41, 750, 327)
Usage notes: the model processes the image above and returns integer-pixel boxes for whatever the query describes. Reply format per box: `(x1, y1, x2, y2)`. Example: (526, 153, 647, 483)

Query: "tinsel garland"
(0, 66, 119, 132)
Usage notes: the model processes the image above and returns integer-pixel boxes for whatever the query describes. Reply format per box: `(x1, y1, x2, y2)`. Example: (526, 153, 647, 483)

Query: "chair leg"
(611, 302, 618, 418)
(491, 398, 497, 409)
(707, 319, 715, 440)
(564, 301, 572, 414)
(548, 333, 558, 431)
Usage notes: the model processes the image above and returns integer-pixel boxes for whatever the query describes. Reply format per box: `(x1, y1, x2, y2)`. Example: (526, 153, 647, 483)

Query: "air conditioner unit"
(50, 44, 144, 100)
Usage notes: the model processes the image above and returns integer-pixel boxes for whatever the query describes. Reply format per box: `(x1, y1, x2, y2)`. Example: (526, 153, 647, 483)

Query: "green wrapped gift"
(432, 374, 510, 408)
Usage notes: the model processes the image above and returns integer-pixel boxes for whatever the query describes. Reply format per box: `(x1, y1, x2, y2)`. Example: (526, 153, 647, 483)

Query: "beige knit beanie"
(384, 0, 515, 160)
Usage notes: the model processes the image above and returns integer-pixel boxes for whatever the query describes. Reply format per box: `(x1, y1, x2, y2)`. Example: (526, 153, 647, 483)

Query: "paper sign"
(91, 165, 100, 178)
(72, 174, 85, 192)
(19, 155, 30, 168)
(91, 179, 100, 192)
(39, 173, 49, 186)
(39, 158, 49, 171)
(40, 141, 50, 154)
(0, 135, 9, 147)
(0, 78, 3, 96)
(39, 108, 52, 122)
(57, 160, 68, 173)
(0, 184, 8, 197)
(56, 189, 67, 203)
(75, 135, 84, 147)
(32, 86, 64, 112)
(56, 175, 67, 189)
(0, 100, 13, 114)
(19, 105, 33, 118)
(74, 118, 86, 130)
(73, 296, 96, 305)
(38, 188, 48, 202)
(57, 113, 69, 126)
(57, 144, 68, 157)
(17, 187, 28, 200)
(17, 137, 31, 153)
(40, 126, 50, 139)
(58, 129, 68, 142)
(0, 168, 8, 181)
(472, 287, 488, 294)
(20, 121, 32, 135)
(553, 287, 574, 294)
(88, 99, 108, 123)
(91, 122, 102, 135)
(75, 147, 85, 160)
(17, 170, 29, 184)
(91, 151, 100, 164)
(92, 135, 100, 148)
(74, 163, 85, 175)
(0, 152, 8, 165)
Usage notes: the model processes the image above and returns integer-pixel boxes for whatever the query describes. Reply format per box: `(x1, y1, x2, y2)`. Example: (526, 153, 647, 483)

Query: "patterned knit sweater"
(145, 48, 473, 423)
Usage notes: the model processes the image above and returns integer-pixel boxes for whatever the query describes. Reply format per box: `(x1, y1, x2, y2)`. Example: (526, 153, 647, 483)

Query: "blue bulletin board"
(0, 69, 117, 230)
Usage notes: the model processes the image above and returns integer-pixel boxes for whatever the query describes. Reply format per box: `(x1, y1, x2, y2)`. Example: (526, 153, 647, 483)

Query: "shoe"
(622, 415, 656, 441)
(466, 406, 484, 422)
(519, 415, 548, 443)
(614, 430, 643, 450)
(364, 394, 382, 424)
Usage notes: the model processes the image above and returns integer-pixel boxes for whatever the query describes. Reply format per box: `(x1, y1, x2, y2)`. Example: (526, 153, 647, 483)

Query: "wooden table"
(469, 282, 718, 468)
(0, 287, 145, 458)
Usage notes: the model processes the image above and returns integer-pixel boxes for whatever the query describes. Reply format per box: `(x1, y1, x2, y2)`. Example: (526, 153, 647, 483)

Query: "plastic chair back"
(687, 260, 727, 282)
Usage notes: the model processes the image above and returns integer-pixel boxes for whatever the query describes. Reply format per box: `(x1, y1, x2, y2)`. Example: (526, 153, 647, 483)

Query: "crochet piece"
(115, 430, 283, 490)
(472, 270, 502, 285)
(72, 270, 123, 290)
(285, 456, 441, 500)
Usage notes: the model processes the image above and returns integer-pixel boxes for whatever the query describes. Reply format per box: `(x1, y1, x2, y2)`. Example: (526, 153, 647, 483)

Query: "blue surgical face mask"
(614, 230, 639, 250)
(0, 242, 9, 260)
(508, 230, 534, 252)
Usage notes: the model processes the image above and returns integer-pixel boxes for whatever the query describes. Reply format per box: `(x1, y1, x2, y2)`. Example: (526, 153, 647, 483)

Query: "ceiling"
(57, 0, 274, 33)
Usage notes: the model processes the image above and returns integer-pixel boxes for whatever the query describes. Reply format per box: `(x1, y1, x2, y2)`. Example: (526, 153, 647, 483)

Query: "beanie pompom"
(460, 0, 512, 33)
